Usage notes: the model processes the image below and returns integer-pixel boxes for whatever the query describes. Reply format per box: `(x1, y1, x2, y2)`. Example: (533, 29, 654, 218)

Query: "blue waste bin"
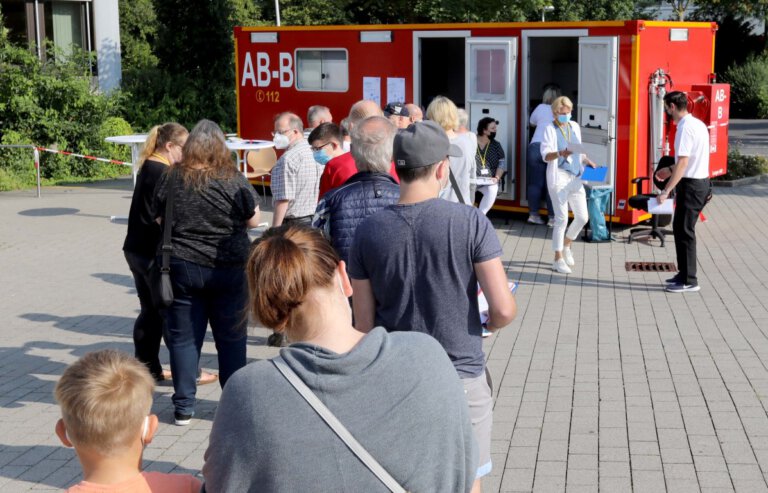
(584, 186, 612, 242)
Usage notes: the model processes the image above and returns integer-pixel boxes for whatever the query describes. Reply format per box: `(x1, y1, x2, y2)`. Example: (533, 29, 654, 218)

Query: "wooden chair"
(245, 147, 277, 198)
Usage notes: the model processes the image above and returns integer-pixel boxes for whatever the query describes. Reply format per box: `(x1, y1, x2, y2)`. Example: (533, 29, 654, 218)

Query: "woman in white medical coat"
(541, 96, 597, 275)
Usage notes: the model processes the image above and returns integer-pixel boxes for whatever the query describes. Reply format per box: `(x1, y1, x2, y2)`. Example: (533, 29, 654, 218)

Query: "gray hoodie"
(202, 327, 477, 492)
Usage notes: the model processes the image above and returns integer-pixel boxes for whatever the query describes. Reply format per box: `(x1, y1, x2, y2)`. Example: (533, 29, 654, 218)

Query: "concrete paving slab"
(1, 177, 767, 491)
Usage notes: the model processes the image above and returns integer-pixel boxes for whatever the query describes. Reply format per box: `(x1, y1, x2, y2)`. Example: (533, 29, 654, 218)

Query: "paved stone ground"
(729, 120, 768, 157)
(1, 178, 767, 492)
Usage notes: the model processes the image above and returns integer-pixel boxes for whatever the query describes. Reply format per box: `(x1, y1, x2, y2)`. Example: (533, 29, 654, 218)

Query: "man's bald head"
(348, 100, 383, 127)
(405, 104, 423, 123)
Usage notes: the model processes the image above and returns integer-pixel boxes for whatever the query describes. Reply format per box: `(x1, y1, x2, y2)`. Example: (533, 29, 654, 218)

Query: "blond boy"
(54, 350, 201, 493)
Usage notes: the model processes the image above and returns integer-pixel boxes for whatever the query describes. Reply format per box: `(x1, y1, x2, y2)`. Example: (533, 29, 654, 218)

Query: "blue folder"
(581, 166, 608, 182)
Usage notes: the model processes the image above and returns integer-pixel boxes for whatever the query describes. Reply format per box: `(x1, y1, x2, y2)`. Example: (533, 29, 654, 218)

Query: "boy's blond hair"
(54, 349, 154, 456)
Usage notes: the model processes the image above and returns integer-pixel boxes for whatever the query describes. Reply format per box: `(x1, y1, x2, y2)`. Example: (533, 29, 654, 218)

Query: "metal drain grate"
(625, 261, 677, 272)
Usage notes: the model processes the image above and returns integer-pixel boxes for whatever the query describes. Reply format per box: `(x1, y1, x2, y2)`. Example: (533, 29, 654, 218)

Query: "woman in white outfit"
(427, 96, 476, 205)
(541, 96, 597, 274)
(474, 117, 506, 215)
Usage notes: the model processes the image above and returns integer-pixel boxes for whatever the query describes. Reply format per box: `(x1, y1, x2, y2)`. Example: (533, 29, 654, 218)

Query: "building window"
(0, 1, 91, 59)
(45, 1, 86, 57)
(469, 44, 509, 102)
(295, 49, 348, 92)
(1, 1, 31, 45)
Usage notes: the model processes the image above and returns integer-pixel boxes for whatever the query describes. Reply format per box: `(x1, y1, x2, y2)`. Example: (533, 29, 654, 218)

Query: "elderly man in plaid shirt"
(270, 112, 323, 227)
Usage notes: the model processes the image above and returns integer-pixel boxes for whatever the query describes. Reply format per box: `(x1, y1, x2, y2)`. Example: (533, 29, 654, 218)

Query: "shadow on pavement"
(92, 272, 136, 289)
(18, 208, 80, 217)
(17, 207, 114, 220)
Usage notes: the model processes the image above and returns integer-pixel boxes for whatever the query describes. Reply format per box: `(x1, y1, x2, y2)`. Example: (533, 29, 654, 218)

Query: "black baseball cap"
(393, 120, 462, 170)
(384, 102, 409, 118)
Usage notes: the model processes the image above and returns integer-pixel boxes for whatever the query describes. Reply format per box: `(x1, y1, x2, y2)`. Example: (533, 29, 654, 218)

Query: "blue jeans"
(526, 142, 554, 218)
(164, 257, 248, 415)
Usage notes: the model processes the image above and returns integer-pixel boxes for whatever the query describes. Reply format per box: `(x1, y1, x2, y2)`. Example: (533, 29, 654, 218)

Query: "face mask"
(488, 131, 497, 140)
(342, 141, 351, 153)
(313, 149, 331, 165)
(557, 114, 571, 124)
(273, 133, 290, 150)
(439, 160, 451, 192)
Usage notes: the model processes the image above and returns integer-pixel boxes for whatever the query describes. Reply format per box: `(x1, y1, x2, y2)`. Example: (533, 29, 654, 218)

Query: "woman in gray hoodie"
(202, 225, 477, 493)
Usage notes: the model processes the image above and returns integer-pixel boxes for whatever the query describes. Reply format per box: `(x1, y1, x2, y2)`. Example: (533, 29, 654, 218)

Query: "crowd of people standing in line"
(54, 88, 710, 492)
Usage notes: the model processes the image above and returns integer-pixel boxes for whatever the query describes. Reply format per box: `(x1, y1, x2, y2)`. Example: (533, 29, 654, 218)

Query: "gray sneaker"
(666, 283, 700, 293)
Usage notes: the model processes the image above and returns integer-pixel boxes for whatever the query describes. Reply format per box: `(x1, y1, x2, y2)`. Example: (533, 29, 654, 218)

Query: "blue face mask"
(313, 150, 331, 165)
(557, 114, 571, 124)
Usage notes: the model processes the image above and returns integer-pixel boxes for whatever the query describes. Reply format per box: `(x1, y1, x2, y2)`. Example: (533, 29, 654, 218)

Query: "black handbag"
(149, 171, 177, 308)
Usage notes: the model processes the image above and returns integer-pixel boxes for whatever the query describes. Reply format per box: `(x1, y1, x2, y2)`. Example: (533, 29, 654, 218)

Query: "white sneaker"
(527, 215, 545, 225)
(552, 258, 572, 274)
(563, 247, 575, 267)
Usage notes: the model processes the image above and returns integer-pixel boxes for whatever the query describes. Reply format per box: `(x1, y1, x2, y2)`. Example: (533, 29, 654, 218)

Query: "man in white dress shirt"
(656, 91, 712, 293)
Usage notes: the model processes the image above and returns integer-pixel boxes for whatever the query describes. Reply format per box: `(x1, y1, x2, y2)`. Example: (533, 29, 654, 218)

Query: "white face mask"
(273, 133, 290, 150)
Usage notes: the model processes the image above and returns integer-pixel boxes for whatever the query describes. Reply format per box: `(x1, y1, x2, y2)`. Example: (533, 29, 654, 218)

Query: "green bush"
(715, 149, 768, 180)
(0, 13, 127, 188)
(722, 55, 768, 118)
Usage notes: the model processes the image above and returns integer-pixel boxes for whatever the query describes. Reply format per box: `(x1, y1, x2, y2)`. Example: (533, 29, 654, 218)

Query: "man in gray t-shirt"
(349, 121, 517, 487)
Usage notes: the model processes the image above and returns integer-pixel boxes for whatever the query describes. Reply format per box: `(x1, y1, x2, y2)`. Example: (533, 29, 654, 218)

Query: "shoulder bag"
(149, 171, 177, 308)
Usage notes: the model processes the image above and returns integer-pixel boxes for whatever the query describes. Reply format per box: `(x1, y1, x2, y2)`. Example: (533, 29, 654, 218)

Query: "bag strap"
(448, 168, 467, 206)
(272, 356, 406, 493)
(161, 171, 176, 272)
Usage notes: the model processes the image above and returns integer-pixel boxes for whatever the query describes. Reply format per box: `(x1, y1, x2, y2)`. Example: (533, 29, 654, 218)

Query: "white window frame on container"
(294, 48, 349, 92)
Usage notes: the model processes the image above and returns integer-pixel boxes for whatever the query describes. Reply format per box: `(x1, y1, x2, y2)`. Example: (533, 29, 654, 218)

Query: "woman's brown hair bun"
(246, 225, 339, 333)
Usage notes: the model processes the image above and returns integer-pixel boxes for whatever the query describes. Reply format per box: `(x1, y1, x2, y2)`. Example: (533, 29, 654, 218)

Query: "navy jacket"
(312, 172, 400, 264)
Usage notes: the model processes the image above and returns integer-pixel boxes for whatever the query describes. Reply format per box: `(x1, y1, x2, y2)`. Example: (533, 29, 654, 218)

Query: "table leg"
(131, 144, 139, 187)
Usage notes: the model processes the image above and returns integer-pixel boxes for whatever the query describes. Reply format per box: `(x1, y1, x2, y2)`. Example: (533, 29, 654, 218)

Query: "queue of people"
(66, 89, 677, 492)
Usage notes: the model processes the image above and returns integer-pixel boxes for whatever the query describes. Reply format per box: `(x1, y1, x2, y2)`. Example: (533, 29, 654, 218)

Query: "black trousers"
(124, 250, 165, 379)
(672, 178, 710, 286)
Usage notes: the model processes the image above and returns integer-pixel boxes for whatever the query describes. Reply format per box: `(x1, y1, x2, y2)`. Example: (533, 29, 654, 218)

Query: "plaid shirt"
(271, 139, 323, 218)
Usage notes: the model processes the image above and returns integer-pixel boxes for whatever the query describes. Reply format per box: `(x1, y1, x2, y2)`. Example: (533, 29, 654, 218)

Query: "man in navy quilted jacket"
(311, 116, 400, 265)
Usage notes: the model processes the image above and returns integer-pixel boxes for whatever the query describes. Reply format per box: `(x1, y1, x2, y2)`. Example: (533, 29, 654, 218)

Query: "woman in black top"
(153, 120, 262, 426)
(123, 123, 187, 382)
(474, 117, 506, 215)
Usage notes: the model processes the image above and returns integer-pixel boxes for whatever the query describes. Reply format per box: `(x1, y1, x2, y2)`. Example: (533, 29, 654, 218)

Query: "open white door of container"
(466, 38, 517, 200)
(578, 36, 618, 204)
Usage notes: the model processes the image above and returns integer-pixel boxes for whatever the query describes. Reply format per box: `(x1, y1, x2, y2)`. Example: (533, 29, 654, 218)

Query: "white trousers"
(549, 169, 588, 252)
(477, 184, 498, 215)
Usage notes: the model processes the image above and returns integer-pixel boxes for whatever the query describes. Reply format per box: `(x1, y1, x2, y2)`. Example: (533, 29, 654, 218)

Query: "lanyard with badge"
(476, 144, 491, 176)
(557, 123, 572, 166)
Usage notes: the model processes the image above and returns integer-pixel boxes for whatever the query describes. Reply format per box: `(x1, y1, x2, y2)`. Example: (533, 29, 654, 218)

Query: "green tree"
(546, 0, 634, 20)
(118, 0, 158, 71)
(231, 0, 270, 26)
(120, 0, 237, 130)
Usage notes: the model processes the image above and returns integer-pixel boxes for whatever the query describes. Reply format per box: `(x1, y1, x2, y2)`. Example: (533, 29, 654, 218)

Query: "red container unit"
(234, 20, 729, 224)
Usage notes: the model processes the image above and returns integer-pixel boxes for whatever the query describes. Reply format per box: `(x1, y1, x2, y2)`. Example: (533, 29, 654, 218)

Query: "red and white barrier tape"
(35, 147, 132, 166)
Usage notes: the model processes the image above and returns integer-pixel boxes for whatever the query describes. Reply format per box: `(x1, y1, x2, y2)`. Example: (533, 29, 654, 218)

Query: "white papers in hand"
(647, 196, 674, 215)
(472, 177, 496, 186)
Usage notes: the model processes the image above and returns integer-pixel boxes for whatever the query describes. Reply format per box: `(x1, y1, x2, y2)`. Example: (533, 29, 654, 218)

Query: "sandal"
(197, 371, 219, 386)
(154, 369, 173, 383)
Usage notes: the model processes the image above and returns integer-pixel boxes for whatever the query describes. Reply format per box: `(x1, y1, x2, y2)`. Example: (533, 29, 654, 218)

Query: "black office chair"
(628, 156, 674, 247)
